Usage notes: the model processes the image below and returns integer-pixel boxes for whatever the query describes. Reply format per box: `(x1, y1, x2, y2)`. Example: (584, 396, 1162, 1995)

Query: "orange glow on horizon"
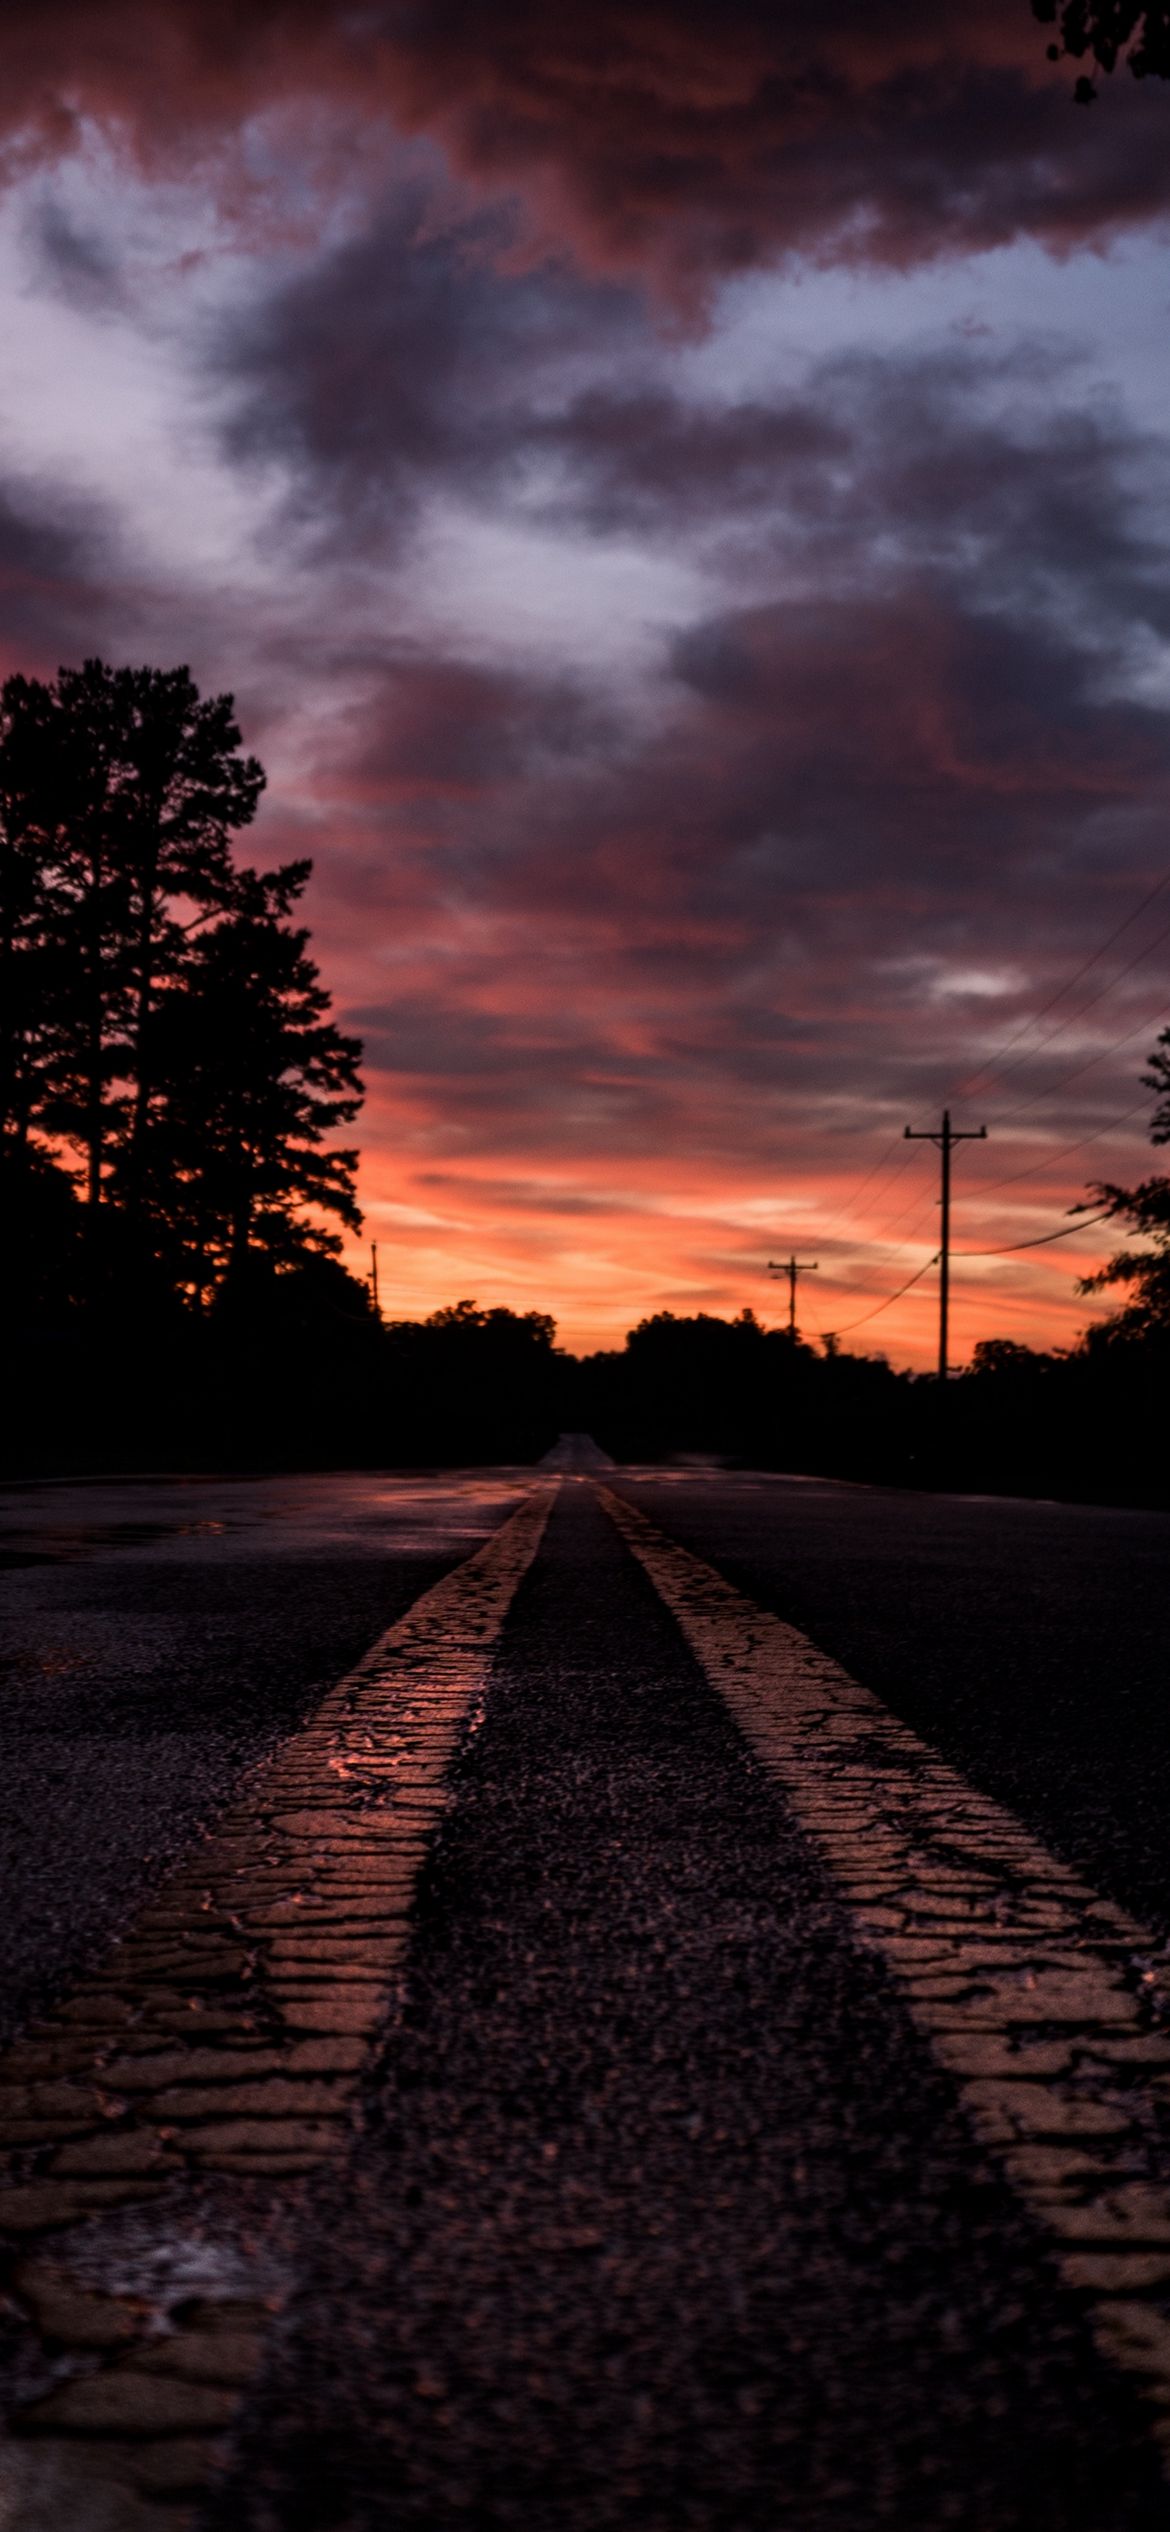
(342, 1129, 1133, 1368)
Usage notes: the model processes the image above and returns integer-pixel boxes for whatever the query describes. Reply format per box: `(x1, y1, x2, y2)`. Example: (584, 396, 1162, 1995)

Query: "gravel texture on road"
(214, 1483, 1166, 2532)
(617, 1473, 1170, 1940)
(0, 1476, 523, 2049)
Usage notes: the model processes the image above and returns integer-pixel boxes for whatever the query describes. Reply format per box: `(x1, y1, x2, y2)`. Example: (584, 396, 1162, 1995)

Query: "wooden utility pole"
(767, 1253, 819, 1339)
(370, 1241, 381, 1319)
(903, 1110, 987, 1380)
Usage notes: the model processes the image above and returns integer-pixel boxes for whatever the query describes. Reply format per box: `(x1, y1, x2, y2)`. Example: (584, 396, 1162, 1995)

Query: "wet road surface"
(615, 1471, 1170, 1938)
(2, 1464, 1170, 2529)
(0, 1475, 525, 2048)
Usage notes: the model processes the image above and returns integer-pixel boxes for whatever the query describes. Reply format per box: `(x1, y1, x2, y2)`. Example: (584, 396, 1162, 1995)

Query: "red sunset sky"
(3, 2, 1170, 1363)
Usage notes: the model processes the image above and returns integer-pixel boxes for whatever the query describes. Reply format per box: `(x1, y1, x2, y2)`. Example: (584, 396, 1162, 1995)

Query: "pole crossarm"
(767, 1253, 820, 1338)
(902, 1110, 987, 1382)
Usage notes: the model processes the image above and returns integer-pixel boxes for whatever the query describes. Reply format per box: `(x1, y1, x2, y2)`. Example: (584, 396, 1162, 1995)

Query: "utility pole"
(370, 1241, 381, 1320)
(903, 1110, 987, 1380)
(767, 1253, 819, 1339)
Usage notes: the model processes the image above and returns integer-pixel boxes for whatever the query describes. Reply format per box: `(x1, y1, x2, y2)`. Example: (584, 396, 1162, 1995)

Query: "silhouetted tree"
(1034, 0, 1170, 97)
(423, 1298, 557, 1349)
(967, 1336, 1059, 1376)
(1078, 1177, 1170, 1333)
(379, 1300, 564, 1460)
(134, 861, 363, 1307)
(0, 661, 263, 1272)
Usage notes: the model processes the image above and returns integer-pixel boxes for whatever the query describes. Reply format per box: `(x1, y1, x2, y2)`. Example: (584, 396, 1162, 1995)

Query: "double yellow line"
(6, 1472, 1170, 2527)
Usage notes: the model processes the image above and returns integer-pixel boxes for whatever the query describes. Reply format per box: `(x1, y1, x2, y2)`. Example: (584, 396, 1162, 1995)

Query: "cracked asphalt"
(613, 1472, 1170, 1938)
(4, 1465, 1170, 2528)
(217, 1483, 1166, 2531)
(0, 1474, 523, 2049)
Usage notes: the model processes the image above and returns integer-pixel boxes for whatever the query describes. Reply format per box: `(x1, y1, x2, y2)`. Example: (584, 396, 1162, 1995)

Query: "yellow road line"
(601, 1485, 1170, 2464)
(0, 1482, 555, 2532)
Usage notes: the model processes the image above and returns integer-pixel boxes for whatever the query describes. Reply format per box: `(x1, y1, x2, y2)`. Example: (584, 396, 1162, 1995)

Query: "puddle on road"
(0, 1475, 530, 1573)
(58, 2195, 296, 2320)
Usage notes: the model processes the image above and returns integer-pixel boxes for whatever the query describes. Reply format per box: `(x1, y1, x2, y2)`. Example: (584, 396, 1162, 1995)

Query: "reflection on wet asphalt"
(0, 1474, 524, 2047)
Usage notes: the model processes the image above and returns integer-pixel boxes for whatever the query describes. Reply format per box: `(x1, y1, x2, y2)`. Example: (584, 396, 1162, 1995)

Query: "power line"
(954, 861, 1170, 1102)
(990, 1001, 1169, 1126)
(962, 911, 1170, 1109)
(796, 1134, 920, 1273)
(871, 1181, 936, 1246)
(822, 1133, 913, 1231)
(817, 980, 1155, 1267)
(818, 1047, 1148, 1314)
(828, 1179, 951, 1289)
(826, 1252, 939, 1337)
(944, 1280, 1096, 1325)
(972, 1098, 1151, 1200)
(807, 858, 1170, 1279)
(818, 1196, 1108, 1343)
(801, 1277, 825, 1338)
(867, 1094, 1145, 1259)
(863, 1082, 1149, 1261)
(816, 983, 1149, 1263)
(860, 1151, 939, 1247)
(824, 1205, 1113, 1351)
(954, 1209, 1113, 1259)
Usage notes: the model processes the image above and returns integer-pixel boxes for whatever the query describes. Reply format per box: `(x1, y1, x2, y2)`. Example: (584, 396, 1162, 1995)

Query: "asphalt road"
(219, 1481, 1165, 2532)
(0, 1473, 525, 2049)
(3, 1462, 1170, 2529)
(613, 1471, 1170, 1940)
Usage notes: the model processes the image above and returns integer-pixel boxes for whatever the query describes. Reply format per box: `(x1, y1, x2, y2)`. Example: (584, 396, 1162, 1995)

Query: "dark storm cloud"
(660, 590, 1170, 908)
(306, 333, 1170, 881)
(0, 478, 124, 666)
(2, 3, 1170, 287)
(366, 0, 1170, 279)
(342, 653, 618, 794)
(516, 388, 848, 543)
(527, 341, 1170, 662)
(220, 188, 641, 546)
(512, 340, 1170, 687)
(216, 172, 1170, 649)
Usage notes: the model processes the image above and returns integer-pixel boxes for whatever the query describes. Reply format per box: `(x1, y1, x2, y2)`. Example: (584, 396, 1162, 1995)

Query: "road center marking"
(601, 1485, 1170, 2465)
(0, 1481, 555, 2532)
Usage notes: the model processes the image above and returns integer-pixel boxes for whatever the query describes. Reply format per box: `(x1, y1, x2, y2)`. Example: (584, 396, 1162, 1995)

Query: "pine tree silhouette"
(0, 660, 263, 1299)
(134, 862, 363, 1310)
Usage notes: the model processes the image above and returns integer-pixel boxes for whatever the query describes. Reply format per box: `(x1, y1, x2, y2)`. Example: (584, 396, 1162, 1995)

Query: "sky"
(3, 2, 1170, 1364)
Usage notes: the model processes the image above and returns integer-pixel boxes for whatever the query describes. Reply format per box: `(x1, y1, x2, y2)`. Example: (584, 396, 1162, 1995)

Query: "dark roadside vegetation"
(4, 657, 1170, 1502)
